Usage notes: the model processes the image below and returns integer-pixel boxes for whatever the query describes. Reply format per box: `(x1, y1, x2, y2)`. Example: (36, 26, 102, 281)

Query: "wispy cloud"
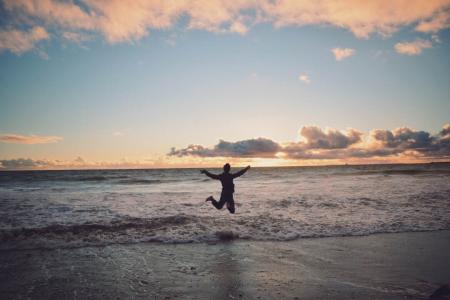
(298, 74, 311, 84)
(394, 39, 433, 55)
(0, 26, 49, 54)
(2, 1, 450, 54)
(331, 47, 355, 61)
(164, 32, 178, 46)
(229, 21, 249, 35)
(113, 131, 124, 137)
(62, 31, 91, 44)
(0, 134, 62, 144)
(431, 34, 442, 43)
(0, 156, 167, 170)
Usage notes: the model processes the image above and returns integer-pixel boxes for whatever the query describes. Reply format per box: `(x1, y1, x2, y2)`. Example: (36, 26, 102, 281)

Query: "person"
(200, 163, 250, 214)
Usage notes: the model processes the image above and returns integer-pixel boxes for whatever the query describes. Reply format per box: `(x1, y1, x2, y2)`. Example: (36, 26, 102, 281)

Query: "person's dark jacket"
(203, 167, 249, 193)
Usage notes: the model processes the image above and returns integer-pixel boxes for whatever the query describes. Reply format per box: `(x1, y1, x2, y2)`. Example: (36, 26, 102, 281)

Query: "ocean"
(0, 163, 449, 250)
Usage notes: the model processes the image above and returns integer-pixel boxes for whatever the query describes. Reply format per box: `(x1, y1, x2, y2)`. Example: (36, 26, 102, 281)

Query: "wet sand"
(1, 230, 450, 299)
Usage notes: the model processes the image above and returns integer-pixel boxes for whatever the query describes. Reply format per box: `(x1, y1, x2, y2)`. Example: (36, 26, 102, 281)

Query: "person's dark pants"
(210, 191, 235, 214)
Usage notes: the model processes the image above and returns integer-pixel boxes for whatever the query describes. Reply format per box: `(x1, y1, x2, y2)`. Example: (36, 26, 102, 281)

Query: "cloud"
(2, 1, 450, 54)
(300, 126, 362, 149)
(250, 72, 259, 80)
(331, 47, 355, 61)
(415, 11, 450, 33)
(183, 1, 255, 34)
(168, 124, 450, 161)
(282, 126, 364, 159)
(164, 33, 178, 46)
(282, 147, 401, 160)
(73, 156, 85, 164)
(371, 127, 433, 149)
(431, 34, 442, 43)
(3, 0, 96, 31)
(261, 1, 450, 39)
(85, 0, 182, 43)
(440, 124, 450, 137)
(2, 125, 448, 170)
(229, 21, 249, 35)
(169, 138, 282, 158)
(0, 134, 62, 144)
(0, 26, 49, 54)
(299, 74, 311, 84)
(371, 125, 450, 158)
(0, 156, 159, 170)
(394, 39, 433, 55)
(0, 158, 52, 169)
(113, 131, 124, 137)
(62, 31, 91, 44)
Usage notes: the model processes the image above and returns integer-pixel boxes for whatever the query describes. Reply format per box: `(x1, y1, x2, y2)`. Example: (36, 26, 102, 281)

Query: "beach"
(2, 1, 450, 298)
(1, 230, 450, 299)
(1, 164, 450, 299)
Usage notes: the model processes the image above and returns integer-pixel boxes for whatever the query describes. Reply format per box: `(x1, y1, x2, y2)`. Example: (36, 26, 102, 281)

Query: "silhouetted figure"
(200, 164, 250, 214)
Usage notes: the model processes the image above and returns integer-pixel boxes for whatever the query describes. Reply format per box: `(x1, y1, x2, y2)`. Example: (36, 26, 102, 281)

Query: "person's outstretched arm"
(200, 169, 220, 180)
(232, 165, 251, 178)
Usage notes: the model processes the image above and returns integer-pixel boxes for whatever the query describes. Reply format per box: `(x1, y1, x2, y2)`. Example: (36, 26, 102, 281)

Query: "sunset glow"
(1, 0, 449, 169)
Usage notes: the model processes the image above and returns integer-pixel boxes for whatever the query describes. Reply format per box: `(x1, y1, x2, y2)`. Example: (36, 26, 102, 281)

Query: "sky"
(0, 0, 449, 169)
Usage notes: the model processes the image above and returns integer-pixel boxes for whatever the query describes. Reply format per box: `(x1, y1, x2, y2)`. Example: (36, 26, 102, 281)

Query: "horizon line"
(1, 161, 449, 172)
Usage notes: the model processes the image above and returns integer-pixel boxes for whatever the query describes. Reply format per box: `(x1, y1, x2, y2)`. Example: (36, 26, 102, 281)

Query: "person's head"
(223, 163, 231, 173)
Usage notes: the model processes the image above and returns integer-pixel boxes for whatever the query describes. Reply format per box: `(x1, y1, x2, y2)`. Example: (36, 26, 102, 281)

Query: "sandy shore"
(1, 230, 450, 299)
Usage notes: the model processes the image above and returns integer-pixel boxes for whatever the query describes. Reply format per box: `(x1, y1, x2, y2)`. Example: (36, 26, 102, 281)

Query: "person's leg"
(226, 196, 235, 214)
(207, 194, 227, 210)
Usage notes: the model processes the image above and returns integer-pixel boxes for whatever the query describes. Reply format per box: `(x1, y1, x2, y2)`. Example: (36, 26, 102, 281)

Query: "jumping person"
(200, 164, 250, 214)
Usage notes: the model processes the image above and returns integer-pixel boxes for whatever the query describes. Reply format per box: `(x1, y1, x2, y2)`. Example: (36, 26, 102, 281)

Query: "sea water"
(0, 163, 449, 250)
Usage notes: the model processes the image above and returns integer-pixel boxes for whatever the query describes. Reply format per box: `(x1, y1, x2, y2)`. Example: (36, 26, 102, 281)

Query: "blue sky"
(0, 1, 449, 169)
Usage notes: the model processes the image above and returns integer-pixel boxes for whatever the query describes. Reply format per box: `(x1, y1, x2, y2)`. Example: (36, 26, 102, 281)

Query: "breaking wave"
(1, 213, 449, 251)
